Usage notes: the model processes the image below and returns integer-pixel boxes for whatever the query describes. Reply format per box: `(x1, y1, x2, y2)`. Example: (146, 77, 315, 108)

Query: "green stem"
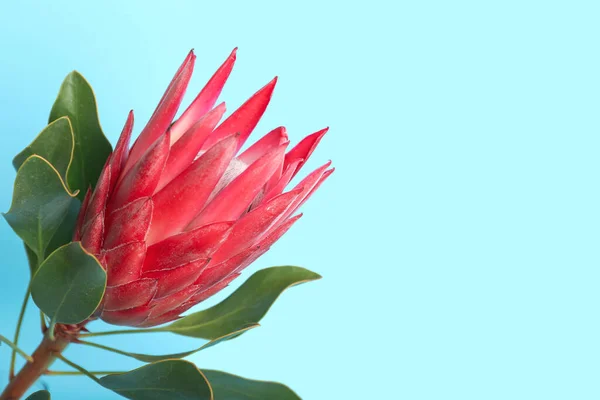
(0, 334, 33, 362)
(40, 311, 47, 333)
(78, 327, 164, 338)
(45, 370, 123, 376)
(76, 340, 132, 358)
(1, 332, 70, 400)
(9, 286, 31, 380)
(55, 355, 101, 383)
(47, 320, 57, 341)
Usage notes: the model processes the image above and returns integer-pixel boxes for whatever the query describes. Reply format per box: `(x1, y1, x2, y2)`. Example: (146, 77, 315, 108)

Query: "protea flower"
(73, 49, 332, 328)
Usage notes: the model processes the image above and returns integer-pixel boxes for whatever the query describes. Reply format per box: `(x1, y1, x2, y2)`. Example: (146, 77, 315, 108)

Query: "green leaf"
(24, 243, 38, 274)
(23, 187, 82, 275)
(49, 71, 112, 198)
(19, 196, 80, 275)
(25, 391, 51, 400)
(99, 360, 213, 400)
(10, 120, 80, 271)
(13, 117, 75, 183)
(81, 325, 258, 363)
(45, 197, 81, 258)
(3, 155, 77, 260)
(202, 370, 301, 400)
(163, 266, 321, 339)
(31, 242, 106, 324)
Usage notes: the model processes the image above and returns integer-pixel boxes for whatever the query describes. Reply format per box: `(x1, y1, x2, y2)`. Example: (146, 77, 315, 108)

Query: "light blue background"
(1, 1, 599, 399)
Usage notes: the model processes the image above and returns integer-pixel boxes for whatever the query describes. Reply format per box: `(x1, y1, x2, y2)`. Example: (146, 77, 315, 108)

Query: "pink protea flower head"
(74, 49, 333, 328)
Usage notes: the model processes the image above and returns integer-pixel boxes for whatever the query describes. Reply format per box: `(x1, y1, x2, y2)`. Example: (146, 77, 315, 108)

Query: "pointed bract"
(110, 132, 170, 211)
(284, 127, 328, 178)
(144, 258, 210, 298)
(147, 134, 238, 244)
(73, 188, 92, 241)
(238, 126, 288, 165)
(101, 305, 151, 326)
(109, 111, 134, 189)
(169, 48, 236, 142)
(104, 198, 153, 250)
(147, 284, 202, 320)
(104, 242, 146, 286)
(125, 51, 195, 171)
(201, 78, 277, 152)
(158, 103, 226, 190)
(144, 221, 232, 272)
(263, 158, 302, 202)
(104, 279, 158, 311)
(186, 143, 287, 229)
(210, 189, 301, 265)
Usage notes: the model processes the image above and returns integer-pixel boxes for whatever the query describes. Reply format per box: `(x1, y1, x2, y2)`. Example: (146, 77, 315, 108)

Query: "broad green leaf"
(24, 243, 38, 274)
(13, 117, 74, 183)
(202, 370, 301, 400)
(45, 197, 81, 257)
(31, 242, 106, 324)
(163, 266, 321, 339)
(25, 194, 81, 275)
(99, 360, 213, 400)
(11, 120, 80, 271)
(19, 195, 80, 275)
(3, 155, 77, 259)
(26, 391, 50, 400)
(49, 71, 112, 198)
(83, 325, 258, 363)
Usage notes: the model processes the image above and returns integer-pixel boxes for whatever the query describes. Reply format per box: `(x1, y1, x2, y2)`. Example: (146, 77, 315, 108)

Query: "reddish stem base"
(0, 332, 70, 400)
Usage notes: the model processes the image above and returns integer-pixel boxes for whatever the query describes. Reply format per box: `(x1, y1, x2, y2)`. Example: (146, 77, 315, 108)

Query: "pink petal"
(195, 247, 254, 288)
(144, 221, 232, 272)
(74, 188, 92, 241)
(101, 305, 152, 327)
(187, 143, 287, 229)
(263, 158, 302, 202)
(147, 134, 239, 245)
(104, 241, 147, 286)
(238, 127, 288, 165)
(263, 214, 303, 246)
(201, 77, 277, 153)
(148, 285, 200, 319)
(284, 127, 328, 179)
(280, 161, 331, 221)
(144, 259, 209, 298)
(140, 273, 237, 328)
(236, 214, 303, 273)
(238, 127, 289, 203)
(103, 278, 158, 311)
(137, 311, 182, 327)
(291, 167, 334, 213)
(80, 213, 104, 256)
(264, 157, 285, 197)
(104, 198, 153, 250)
(189, 273, 238, 304)
(169, 48, 237, 142)
(84, 163, 112, 227)
(137, 312, 181, 328)
(209, 189, 301, 265)
(157, 103, 226, 191)
(124, 51, 195, 172)
(110, 132, 170, 211)
(108, 111, 134, 190)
